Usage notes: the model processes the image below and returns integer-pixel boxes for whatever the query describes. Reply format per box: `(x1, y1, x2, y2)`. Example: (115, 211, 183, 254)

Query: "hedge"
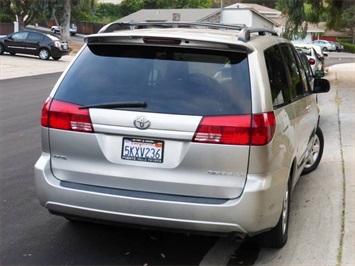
(339, 41, 355, 53)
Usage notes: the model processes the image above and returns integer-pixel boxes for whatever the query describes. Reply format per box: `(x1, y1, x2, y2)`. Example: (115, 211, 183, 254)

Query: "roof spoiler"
(98, 21, 278, 43)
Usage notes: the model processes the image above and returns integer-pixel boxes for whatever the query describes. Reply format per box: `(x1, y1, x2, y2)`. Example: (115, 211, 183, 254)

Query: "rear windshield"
(54, 44, 251, 116)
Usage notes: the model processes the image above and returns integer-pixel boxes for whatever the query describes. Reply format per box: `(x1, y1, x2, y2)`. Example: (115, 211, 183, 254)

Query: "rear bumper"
(34, 153, 288, 235)
(50, 47, 70, 58)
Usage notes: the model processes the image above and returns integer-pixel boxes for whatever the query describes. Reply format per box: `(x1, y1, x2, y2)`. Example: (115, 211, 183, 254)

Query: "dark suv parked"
(0, 30, 70, 60)
(35, 22, 330, 248)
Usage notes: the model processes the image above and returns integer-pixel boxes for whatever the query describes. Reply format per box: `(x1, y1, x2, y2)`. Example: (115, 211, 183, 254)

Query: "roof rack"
(237, 28, 278, 42)
(98, 21, 278, 43)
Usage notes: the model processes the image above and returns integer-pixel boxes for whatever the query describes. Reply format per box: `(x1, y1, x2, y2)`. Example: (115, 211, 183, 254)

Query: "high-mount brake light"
(193, 113, 275, 146)
(143, 38, 181, 45)
(41, 98, 94, 133)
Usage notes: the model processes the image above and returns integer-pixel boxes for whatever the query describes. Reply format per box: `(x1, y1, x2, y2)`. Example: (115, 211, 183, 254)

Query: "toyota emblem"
(134, 116, 151, 130)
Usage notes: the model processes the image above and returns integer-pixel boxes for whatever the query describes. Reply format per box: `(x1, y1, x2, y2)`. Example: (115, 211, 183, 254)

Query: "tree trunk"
(17, 14, 26, 30)
(61, 0, 71, 41)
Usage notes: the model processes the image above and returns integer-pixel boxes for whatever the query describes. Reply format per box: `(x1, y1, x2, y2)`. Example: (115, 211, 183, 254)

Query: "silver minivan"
(35, 22, 330, 248)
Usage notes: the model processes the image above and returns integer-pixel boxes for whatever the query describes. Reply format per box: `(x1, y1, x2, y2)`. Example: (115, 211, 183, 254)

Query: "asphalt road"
(325, 51, 355, 67)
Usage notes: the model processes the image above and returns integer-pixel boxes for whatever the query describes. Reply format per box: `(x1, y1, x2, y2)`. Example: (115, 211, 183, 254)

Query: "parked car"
(297, 50, 314, 80)
(51, 24, 77, 36)
(312, 39, 336, 51)
(293, 43, 324, 77)
(35, 22, 330, 249)
(329, 41, 344, 52)
(0, 30, 70, 60)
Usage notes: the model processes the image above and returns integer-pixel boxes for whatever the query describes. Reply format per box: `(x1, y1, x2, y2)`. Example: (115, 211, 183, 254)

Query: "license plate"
(62, 44, 68, 50)
(122, 138, 164, 163)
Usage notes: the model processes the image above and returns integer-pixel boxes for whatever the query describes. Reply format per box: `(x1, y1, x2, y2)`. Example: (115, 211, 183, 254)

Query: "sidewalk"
(0, 54, 75, 80)
(327, 63, 355, 266)
(326, 63, 355, 84)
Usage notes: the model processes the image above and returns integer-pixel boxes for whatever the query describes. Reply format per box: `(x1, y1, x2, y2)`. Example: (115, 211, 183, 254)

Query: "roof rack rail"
(237, 28, 278, 42)
(98, 21, 278, 43)
(99, 21, 245, 33)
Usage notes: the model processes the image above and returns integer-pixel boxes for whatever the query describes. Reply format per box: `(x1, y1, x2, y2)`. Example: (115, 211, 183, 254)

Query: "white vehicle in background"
(312, 39, 336, 51)
(51, 24, 77, 36)
(293, 43, 324, 77)
(310, 44, 328, 60)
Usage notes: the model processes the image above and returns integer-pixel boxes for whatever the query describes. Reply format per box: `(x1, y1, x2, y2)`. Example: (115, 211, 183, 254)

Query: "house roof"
(226, 3, 281, 16)
(116, 8, 220, 22)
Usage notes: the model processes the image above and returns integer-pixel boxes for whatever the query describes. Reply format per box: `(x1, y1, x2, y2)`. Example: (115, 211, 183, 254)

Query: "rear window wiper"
(78, 101, 147, 110)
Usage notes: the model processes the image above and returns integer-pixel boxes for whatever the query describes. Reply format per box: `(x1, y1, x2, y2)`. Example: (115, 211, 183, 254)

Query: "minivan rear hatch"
(46, 42, 252, 200)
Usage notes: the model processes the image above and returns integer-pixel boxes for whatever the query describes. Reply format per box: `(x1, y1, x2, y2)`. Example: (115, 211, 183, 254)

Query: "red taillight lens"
(193, 115, 251, 145)
(250, 112, 276, 145)
(309, 58, 315, 65)
(143, 38, 181, 45)
(41, 98, 94, 133)
(54, 41, 61, 49)
(193, 112, 275, 146)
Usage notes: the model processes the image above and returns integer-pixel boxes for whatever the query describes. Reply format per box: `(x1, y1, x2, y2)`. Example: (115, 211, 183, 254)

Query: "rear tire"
(52, 56, 61, 60)
(39, 48, 50, 60)
(0, 44, 4, 55)
(302, 127, 324, 175)
(258, 177, 291, 248)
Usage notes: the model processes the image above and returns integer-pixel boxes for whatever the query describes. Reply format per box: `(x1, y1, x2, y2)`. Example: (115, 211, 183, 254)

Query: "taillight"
(308, 58, 315, 65)
(192, 112, 275, 146)
(54, 41, 61, 49)
(41, 98, 94, 133)
(250, 112, 276, 145)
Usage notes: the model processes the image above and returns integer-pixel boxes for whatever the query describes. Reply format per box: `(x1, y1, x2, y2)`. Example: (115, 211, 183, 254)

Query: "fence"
(76, 21, 106, 34)
(0, 23, 14, 35)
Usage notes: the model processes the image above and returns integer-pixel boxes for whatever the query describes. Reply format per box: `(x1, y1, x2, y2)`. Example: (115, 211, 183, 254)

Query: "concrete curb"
(325, 63, 355, 83)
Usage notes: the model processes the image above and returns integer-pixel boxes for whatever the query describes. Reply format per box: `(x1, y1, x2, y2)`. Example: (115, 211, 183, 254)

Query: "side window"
(27, 33, 43, 42)
(11, 32, 28, 41)
(280, 45, 306, 99)
(264, 45, 291, 107)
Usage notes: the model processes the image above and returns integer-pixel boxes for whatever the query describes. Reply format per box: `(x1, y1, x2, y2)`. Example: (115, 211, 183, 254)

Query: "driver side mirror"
(313, 78, 330, 93)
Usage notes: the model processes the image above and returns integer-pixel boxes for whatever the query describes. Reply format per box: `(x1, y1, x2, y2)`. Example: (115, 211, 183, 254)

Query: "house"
(226, 3, 325, 41)
(221, 6, 279, 30)
(114, 3, 327, 42)
(115, 8, 220, 23)
(115, 6, 279, 30)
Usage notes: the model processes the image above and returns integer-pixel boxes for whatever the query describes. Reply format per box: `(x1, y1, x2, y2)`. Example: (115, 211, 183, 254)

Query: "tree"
(118, 0, 213, 17)
(9, 0, 39, 30)
(61, 0, 71, 41)
(277, 0, 354, 40)
(119, 0, 143, 17)
(0, 0, 15, 23)
(341, 5, 355, 44)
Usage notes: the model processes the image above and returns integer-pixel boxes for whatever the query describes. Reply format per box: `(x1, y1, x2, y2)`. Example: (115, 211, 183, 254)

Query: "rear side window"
(265, 44, 308, 107)
(54, 45, 251, 116)
(280, 45, 307, 99)
(264, 45, 291, 106)
(27, 32, 43, 42)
